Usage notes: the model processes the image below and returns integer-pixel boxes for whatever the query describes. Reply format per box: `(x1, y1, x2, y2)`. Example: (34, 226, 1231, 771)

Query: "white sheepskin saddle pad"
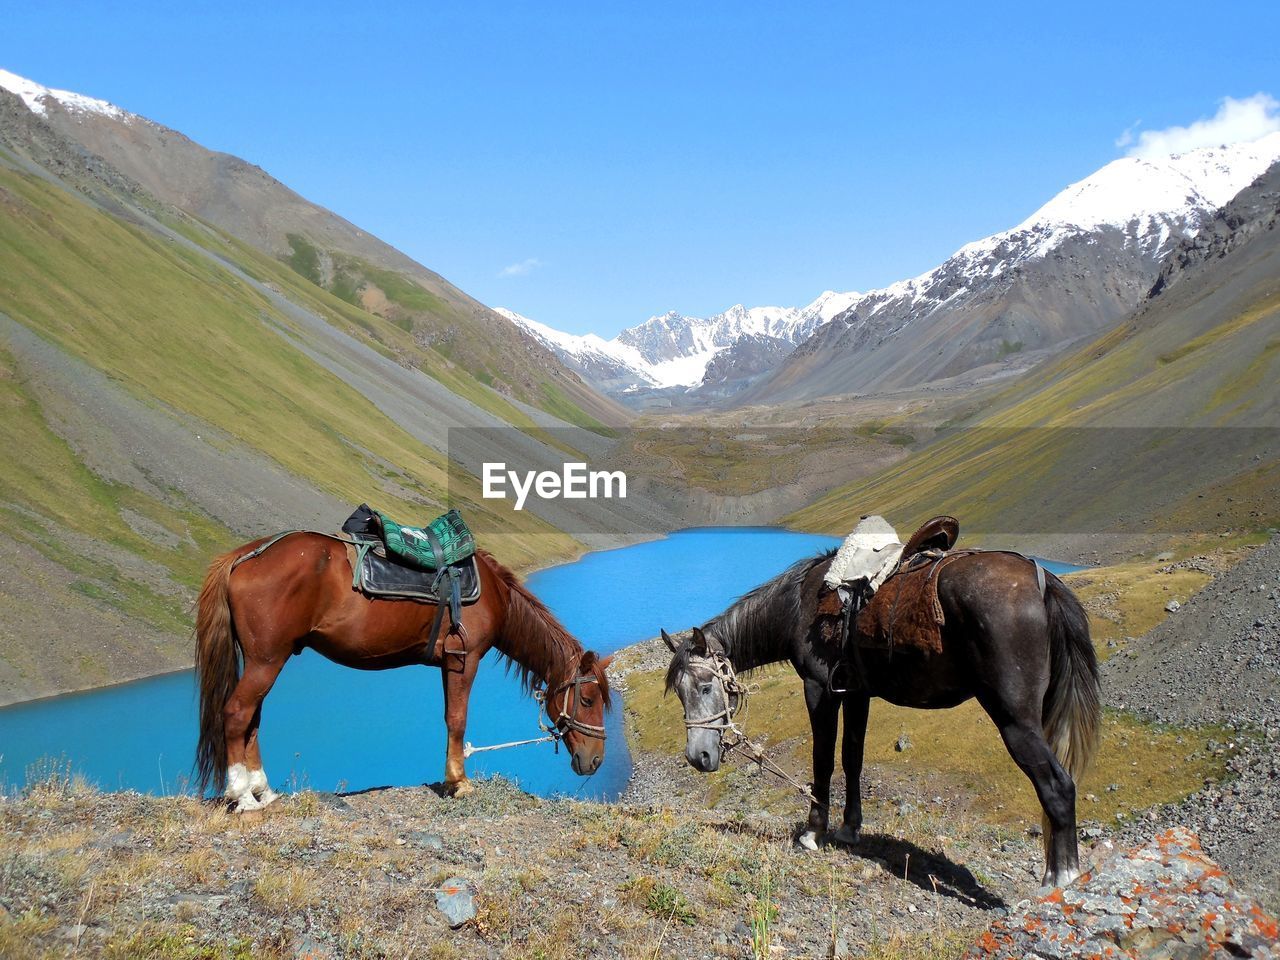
(824, 515, 903, 592)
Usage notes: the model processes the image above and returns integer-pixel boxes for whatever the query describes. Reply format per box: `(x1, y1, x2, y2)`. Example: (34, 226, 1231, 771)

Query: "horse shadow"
(828, 830, 1006, 909)
(703, 819, 1004, 909)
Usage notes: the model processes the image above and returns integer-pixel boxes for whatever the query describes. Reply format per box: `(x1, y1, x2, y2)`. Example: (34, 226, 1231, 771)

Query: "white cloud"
(1122, 94, 1280, 159)
(498, 257, 542, 278)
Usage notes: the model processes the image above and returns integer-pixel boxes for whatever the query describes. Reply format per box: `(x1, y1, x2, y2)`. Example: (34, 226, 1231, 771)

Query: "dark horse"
(662, 549, 1100, 887)
(194, 532, 611, 810)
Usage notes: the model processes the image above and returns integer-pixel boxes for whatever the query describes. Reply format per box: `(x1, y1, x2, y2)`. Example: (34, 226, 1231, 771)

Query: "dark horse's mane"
(479, 549, 610, 705)
(666, 549, 834, 690)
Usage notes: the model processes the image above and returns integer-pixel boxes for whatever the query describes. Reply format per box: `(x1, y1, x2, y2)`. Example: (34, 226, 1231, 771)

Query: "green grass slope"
(0, 161, 578, 701)
(787, 181, 1280, 550)
(27, 94, 627, 432)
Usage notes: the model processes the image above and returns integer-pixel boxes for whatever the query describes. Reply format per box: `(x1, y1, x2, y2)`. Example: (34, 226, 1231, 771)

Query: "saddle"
(818, 516, 965, 685)
(854, 548, 975, 656)
(899, 515, 959, 560)
(340, 504, 481, 659)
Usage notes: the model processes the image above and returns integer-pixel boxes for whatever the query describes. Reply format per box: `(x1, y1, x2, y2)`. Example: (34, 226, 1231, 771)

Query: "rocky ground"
(1, 772, 1044, 959)
(967, 828, 1278, 959)
(1104, 534, 1280, 906)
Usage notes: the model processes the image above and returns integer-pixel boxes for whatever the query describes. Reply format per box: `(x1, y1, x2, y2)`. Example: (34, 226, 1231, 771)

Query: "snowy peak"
(497, 308, 660, 390)
(0, 68, 134, 122)
(1025, 133, 1280, 233)
(498, 289, 853, 393)
(616, 290, 863, 372)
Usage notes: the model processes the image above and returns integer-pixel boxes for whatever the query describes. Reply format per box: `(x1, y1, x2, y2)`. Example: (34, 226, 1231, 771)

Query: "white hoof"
(233, 793, 264, 813)
(1043, 864, 1082, 888)
(830, 824, 861, 847)
(797, 830, 820, 851)
(247, 768, 279, 806)
(256, 788, 280, 808)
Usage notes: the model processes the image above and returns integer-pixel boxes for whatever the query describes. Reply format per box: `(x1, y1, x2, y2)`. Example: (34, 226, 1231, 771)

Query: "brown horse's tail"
(194, 549, 242, 795)
(1041, 570, 1102, 845)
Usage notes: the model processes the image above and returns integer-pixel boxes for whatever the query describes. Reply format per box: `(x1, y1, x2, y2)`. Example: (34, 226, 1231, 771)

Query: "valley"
(2, 52, 1280, 959)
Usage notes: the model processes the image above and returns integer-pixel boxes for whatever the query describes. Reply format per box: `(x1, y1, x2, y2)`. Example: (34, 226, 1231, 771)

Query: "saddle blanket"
(824, 515, 904, 593)
(348, 542, 482, 604)
(341, 504, 475, 570)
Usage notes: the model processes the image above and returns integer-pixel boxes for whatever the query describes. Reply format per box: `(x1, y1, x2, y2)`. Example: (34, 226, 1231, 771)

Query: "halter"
(537, 664, 608, 744)
(463, 664, 606, 759)
(682, 651, 753, 755)
(678, 648, 825, 808)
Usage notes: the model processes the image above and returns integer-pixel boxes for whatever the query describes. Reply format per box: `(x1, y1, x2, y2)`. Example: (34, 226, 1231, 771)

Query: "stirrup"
(827, 662, 851, 694)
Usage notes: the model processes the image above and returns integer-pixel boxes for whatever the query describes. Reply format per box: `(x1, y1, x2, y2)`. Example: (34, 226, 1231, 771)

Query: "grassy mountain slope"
(0, 154, 577, 703)
(32, 95, 627, 430)
(788, 165, 1280, 551)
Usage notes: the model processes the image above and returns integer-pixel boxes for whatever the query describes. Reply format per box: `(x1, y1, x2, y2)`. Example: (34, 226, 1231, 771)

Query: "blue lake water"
(0, 528, 1082, 801)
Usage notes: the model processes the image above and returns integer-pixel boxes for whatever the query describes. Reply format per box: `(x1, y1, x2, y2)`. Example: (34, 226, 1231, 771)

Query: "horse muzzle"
(570, 750, 603, 776)
(686, 745, 721, 773)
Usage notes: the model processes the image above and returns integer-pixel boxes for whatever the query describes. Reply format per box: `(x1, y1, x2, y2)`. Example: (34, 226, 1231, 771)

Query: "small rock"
(1165, 599, 1181, 613)
(296, 935, 331, 959)
(894, 734, 912, 752)
(409, 831, 444, 850)
(434, 877, 476, 928)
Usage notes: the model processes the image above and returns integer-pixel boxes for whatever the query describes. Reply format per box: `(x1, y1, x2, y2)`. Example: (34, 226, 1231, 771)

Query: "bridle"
(676, 647, 826, 809)
(462, 662, 606, 760)
(681, 650, 753, 757)
(537, 663, 607, 744)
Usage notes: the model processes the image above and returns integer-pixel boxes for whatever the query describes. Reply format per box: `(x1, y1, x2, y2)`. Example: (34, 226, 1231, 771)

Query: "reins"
(685, 652, 828, 810)
(462, 661, 606, 758)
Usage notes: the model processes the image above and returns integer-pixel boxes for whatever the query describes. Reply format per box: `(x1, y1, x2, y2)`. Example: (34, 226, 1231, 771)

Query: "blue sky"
(4, 2, 1279, 336)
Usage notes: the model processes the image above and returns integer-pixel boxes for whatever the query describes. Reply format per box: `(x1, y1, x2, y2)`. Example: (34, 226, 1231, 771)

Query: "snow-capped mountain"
(501, 291, 861, 396)
(740, 133, 1280, 404)
(505, 132, 1280, 407)
(0, 69, 137, 122)
(495, 308, 664, 392)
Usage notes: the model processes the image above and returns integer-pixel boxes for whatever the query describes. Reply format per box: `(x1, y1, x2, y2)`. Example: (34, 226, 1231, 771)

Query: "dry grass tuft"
(253, 866, 318, 913)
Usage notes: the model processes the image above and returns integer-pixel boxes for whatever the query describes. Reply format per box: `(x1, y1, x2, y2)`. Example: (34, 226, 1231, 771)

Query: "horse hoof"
(446, 779, 475, 798)
(255, 788, 281, 808)
(829, 824, 861, 847)
(232, 795, 264, 814)
(796, 830, 820, 851)
(1042, 864, 1082, 888)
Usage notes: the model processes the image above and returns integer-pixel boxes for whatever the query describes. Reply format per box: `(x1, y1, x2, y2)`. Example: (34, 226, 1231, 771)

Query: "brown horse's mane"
(479, 549, 611, 705)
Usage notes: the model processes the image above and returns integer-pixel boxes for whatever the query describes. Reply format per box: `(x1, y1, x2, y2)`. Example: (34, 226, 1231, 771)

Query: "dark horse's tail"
(1040, 571, 1102, 841)
(194, 549, 242, 795)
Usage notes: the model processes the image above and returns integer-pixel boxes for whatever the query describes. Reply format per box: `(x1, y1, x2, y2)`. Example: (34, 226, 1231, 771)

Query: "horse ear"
(598, 655, 614, 671)
(690, 626, 707, 653)
(660, 629, 679, 653)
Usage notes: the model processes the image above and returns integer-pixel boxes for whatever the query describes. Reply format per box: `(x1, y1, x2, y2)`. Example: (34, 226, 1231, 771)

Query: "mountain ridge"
(507, 133, 1280, 407)
(0, 67, 627, 429)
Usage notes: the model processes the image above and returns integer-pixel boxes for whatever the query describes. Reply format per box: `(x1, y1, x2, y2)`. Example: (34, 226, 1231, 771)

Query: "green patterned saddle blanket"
(341, 505, 475, 570)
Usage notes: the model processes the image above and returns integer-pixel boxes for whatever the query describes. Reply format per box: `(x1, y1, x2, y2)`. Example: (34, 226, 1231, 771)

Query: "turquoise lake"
(0, 528, 1081, 801)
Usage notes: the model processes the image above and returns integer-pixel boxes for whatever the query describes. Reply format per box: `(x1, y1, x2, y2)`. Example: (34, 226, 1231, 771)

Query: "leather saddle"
(837, 516, 964, 666)
(340, 504, 481, 660)
(899, 515, 959, 563)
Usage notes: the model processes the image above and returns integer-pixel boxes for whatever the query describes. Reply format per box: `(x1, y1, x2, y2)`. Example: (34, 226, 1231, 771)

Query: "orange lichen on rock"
(964, 828, 1279, 958)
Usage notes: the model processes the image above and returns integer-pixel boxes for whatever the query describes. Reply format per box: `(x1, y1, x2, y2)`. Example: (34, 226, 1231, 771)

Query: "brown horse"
(194, 532, 611, 810)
